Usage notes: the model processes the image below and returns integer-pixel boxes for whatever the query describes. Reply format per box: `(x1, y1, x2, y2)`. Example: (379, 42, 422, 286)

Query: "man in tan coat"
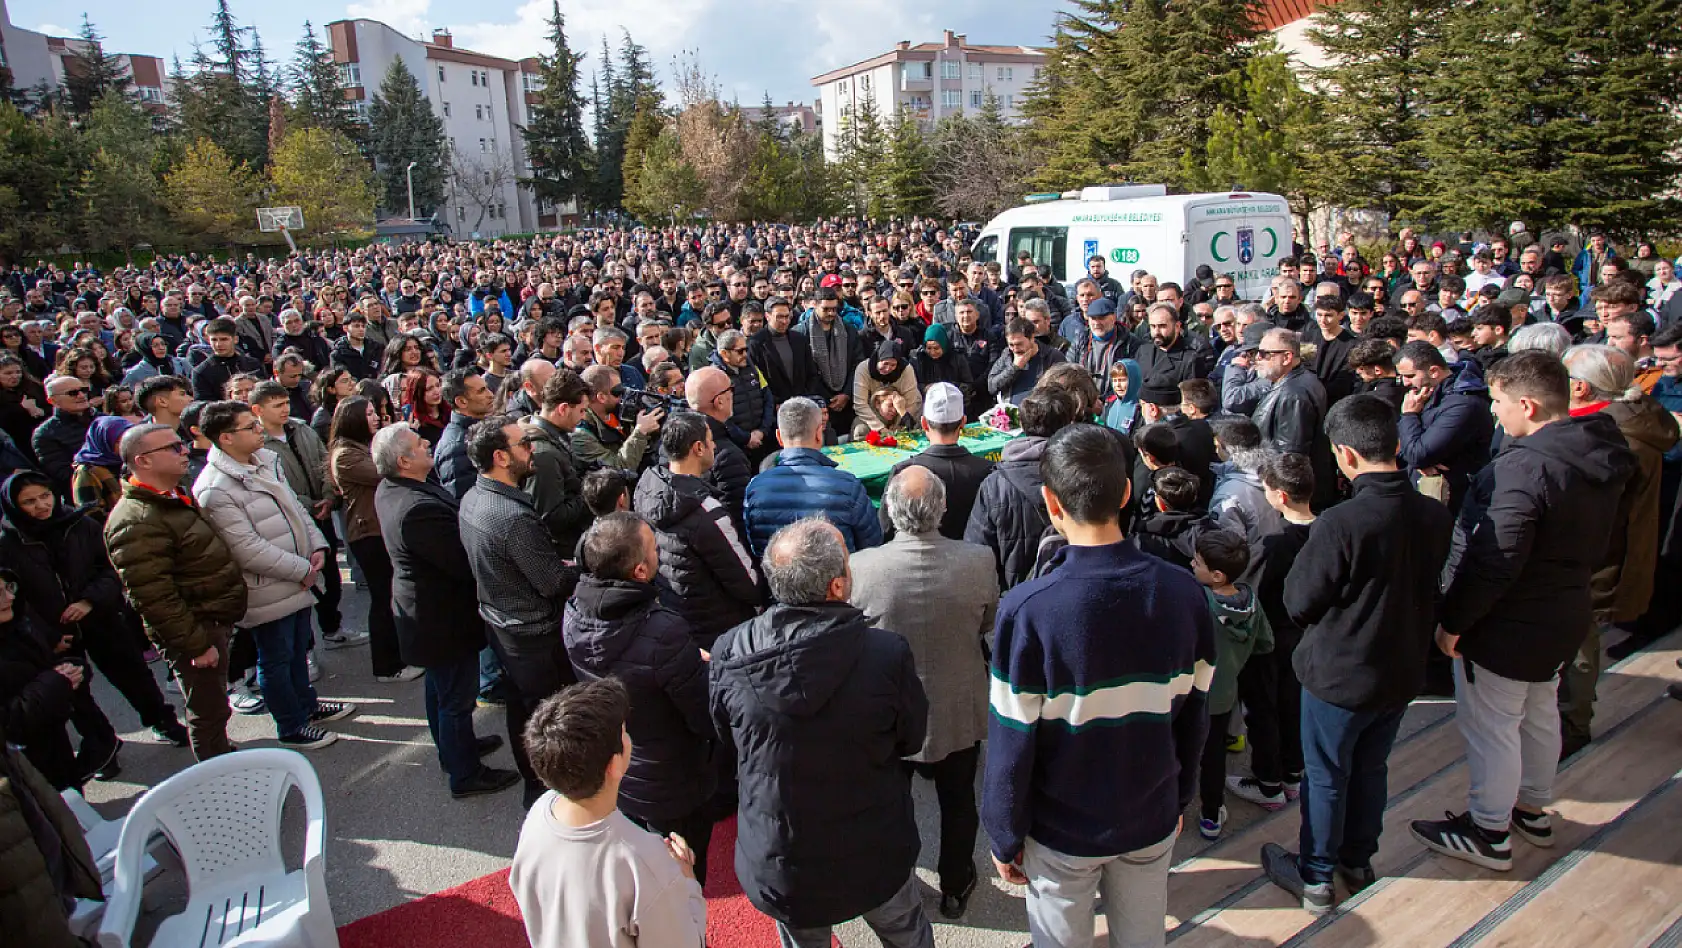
(848, 466, 999, 920)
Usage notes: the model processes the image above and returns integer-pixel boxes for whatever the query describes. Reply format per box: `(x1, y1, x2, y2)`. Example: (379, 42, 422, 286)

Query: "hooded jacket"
(965, 435, 1053, 590)
(563, 575, 716, 823)
(633, 466, 760, 647)
(708, 601, 927, 928)
(1396, 360, 1494, 513)
(1205, 585, 1274, 715)
(742, 447, 881, 557)
(1131, 507, 1214, 572)
(0, 473, 127, 649)
(1590, 398, 1676, 622)
(1445, 413, 1637, 681)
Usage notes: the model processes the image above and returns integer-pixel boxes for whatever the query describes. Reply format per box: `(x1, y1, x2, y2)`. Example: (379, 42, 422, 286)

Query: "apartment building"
(327, 20, 574, 236)
(810, 30, 1048, 159)
(0, 1, 170, 112)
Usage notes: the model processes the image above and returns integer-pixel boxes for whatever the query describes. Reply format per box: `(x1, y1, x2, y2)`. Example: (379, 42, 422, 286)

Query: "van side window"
(1008, 227, 1068, 283)
(972, 235, 998, 266)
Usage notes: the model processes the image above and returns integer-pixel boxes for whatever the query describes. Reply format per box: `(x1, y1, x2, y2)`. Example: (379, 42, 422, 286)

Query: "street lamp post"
(671, 204, 679, 229)
(406, 161, 419, 222)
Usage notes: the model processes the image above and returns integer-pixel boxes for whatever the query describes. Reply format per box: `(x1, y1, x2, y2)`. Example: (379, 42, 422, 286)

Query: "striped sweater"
(982, 541, 1215, 862)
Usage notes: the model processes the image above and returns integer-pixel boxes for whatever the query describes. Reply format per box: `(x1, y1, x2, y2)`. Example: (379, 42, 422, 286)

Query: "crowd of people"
(4, 216, 1682, 948)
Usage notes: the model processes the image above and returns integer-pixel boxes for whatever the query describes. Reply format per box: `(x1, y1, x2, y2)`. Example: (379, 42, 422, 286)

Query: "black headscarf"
(0, 470, 78, 542)
(868, 338, 907, 385)
(135, 331, 174, 370)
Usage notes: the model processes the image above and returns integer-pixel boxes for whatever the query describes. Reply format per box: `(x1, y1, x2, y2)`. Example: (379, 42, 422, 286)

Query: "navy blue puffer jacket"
(741, 448, 882, 557)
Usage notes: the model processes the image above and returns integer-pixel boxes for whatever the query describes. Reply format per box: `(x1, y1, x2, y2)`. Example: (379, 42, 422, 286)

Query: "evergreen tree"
(592, 31, 659, 211)
(0, 105, 84, 259)
(165, 138, 261, 246)
(208, 0, 248, 83)
(882, 108, 934, 217)
(64, 15, 131, 116)
(171, 3, 270, 169)
(1180, 48, 1318, 213)
(628, 129, 706, 221)
(1411, 0, 1682, 232)
(368, 58, 448, 217)
(288, 21, 362, 147)
(1024, 0, 1263, 189)
(834, 96, 889, 217)
(619, 93, 664, 216)
(521, 1, 594, 210)
(1305, 0, 1456, 219)
(75, 91, 169, 259)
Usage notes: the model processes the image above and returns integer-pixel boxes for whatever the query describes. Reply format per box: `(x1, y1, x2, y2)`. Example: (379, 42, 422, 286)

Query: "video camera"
(618, 385, 687, 416)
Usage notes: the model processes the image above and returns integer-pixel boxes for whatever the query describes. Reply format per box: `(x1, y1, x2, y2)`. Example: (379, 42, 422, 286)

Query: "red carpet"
(337, 815, 837, 948)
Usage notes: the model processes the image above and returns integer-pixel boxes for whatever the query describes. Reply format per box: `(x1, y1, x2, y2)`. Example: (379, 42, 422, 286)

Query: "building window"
(457, 206, 466, 222)
(940, 60, 960, 80)
(1005, 94, 1015, 109)
(488, 138, 496, 153)
(337, 62, 361, 88)
(479, 137, 487, 153)
(941, 89, 960, 108)
(438, 65, 446, 83)
(913, 61, 931, 80)
(136, 86, 163, 103)
(470, 70, 479, 87)
(968, 63, 982, 81)
(861, 74, 871, 91)
(970, 91, 982, 108)
(998, 66, 1013, 81)
(1033, 67, 1042, 80)
(522, 73, 542, 93)
(475, 104, 483, 120)
(350, 100, 369, 121)
(442, 102, 451, 117)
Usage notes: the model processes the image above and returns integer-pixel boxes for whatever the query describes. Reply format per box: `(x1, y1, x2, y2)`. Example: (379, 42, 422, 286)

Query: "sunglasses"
(59, 387, 89, 397)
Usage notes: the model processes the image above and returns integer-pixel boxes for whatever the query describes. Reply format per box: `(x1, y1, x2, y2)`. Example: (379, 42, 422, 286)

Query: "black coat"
(329, 336, 384, 381)
(30, 410, 93, 499)
(190, 352, 262, 402)
(748, 328, 822, 408)
(1136, 334, 1215, 388)
(709, 601, 927, 928)
(882, 443, 995, 541)
(1132, 508, 1214, 572)
(1443, 414, 1636, 682)
(1284, 471, 1453, 711)
(1303, 323, 1359, 404)
(703, 415, 752, 523)
(0, 615, 74, 763)
(521, 417, 593, 552)
(563, 575, 716, 822)
(964, 435, 1051, 590)
(1164, 413, 1218, 509)
(633, 466, 760, 647)
(374, 477, 487, 667)
(0, 506, 126, 649)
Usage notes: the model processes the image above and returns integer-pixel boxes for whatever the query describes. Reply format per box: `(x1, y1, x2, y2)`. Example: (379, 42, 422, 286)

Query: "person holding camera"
(574, 364, 662, 473)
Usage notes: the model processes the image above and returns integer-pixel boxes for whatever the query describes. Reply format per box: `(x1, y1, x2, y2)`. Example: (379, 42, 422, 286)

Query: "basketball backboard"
(257, 206, 305, 233)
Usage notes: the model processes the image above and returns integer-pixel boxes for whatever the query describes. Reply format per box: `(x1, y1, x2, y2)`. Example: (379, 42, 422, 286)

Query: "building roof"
(810, 36, 1048, 86)
(1259, 0, 1332, 30)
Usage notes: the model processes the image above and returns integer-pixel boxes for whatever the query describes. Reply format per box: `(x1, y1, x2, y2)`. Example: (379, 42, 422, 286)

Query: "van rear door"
(1187, 195, 1290, 302)
(1006, 226, 1069, 284)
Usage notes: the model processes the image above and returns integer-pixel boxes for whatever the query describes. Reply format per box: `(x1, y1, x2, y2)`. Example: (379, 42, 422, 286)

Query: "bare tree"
(927, 96, 1035, 221)
(449, 144, 521, 233)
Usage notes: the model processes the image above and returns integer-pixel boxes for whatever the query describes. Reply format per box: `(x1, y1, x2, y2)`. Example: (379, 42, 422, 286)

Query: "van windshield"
(1008, 227, 1067, 283)
(972, 234, 998, 266)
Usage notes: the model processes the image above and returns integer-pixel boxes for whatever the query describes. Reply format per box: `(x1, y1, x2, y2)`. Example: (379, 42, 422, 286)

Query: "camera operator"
(574, 364, 661, 473)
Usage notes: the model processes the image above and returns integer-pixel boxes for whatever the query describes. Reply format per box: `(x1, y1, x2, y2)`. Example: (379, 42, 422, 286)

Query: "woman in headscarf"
(0, 472, 189, 785)
(69, 416, 133, 519)
(119, 331, 181, 386)
(0, 354, 48, 462)
(851, 338, 922, 437)
(911, 322, 976, 406)
(1103, 357, 1142, 434)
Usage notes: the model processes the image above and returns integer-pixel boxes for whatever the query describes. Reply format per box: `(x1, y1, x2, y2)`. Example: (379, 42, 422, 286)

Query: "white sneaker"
(320, 629, 369, 650)
(375, 665, 425, 684)
(228, 685, 267, 716)
(307, 650, 321, 683)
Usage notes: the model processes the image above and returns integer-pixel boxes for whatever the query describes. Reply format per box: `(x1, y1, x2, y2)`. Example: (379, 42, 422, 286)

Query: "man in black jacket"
(190, 318, 262, 401)
(32, 377, 96, 500)
(881, 383, 994, 540)
(686, 367, 753, 525)
(965, 388, 1078, 590)
(1411, 352, 1634, 872)
(372, 423, 520, 800)
(520, 369, 594, 552)
(1252, 327, 1335, 508)
(710, 517, 933, 947)
(749, 296, 821, 411)
(564, 512, 718, 883)
(632, 413, 761, 648)
(1262, 394, 1452, 915)
(329, 313, 384, 381)
(1136, 303, 1214, 389)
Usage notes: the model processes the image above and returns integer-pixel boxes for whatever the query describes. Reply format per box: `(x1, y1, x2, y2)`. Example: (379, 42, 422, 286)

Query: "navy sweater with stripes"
(982, 541, 1215, 862)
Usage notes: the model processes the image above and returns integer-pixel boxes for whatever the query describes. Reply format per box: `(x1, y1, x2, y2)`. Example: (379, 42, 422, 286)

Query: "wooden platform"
(1113, 631, 1682, 948)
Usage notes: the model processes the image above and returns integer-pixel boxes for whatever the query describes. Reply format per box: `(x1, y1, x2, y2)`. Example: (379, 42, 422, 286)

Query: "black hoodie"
(1444, 413, 1636, 681)
(708, 601, 927, 928)
(562, 575, 716, 822)
(632, 466, 761, 646)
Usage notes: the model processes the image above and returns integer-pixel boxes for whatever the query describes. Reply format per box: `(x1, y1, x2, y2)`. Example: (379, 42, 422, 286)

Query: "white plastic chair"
(97, 749, 339, 948)
(60, 788, 162, 937)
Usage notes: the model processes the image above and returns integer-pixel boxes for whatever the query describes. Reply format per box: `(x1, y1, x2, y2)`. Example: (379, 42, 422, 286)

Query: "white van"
(970, 186, 1292, 303)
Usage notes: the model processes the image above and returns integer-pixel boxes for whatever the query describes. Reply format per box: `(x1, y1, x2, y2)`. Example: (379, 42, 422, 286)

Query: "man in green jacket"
(104, 422, 248, 760)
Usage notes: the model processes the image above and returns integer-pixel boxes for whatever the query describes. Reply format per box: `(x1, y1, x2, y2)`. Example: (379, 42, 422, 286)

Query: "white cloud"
(447, 0, 704, 76)
(35, 23, 73, 37)
(345, 0, 434, 39)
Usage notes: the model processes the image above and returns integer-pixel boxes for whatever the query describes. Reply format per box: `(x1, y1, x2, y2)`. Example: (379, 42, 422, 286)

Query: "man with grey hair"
(710, 517, 934, 948)
(373, 422, 519, 798)
(593, 326, 644, 389)
(710, 327, 774, 458)
(1267, 276, 1308, 332)
(1508, 322, 1572, 356)
(742, 397, 881, 556)
(1252, 328, 1328, 458)
(850, 468, 999, 919)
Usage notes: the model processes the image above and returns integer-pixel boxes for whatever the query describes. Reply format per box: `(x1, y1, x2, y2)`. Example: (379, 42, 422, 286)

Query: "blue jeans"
(1296, 688, 1406, 884)
(478, 646, 506, 699)
(426, 652, 483, 791)
(249, 608, 319, 738)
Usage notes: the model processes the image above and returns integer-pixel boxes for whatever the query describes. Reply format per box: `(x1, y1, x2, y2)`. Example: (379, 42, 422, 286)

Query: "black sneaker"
(1410, 811, 1512, 871)
(152, 719, 190, 747)
(939, 871, 978, 920)
(309, 700, 357, 723)
(1261, 842, 1333, 915)
(1336, 862, 1376, 895)
(1667, 683, 1682, 704)
(451, 766, 521, 799)
(278, 726, 338, 750)
(476, 734, 504, 757)
(1510, 808, 1554, 848)
(85, 739, 124, 782)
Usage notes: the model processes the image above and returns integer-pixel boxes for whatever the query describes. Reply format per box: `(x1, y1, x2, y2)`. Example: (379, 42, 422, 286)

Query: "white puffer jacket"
(195, 447, 328, 627)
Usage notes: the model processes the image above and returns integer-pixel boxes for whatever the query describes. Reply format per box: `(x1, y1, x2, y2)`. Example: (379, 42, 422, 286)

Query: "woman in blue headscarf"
(69, 416, 133, 519)
(1103, 357, 1141, 434)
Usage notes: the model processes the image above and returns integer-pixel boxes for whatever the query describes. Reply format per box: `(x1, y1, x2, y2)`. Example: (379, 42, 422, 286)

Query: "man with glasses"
(686, 366, 754, 523)
(33, 375, 97, 500)
(574, 364, 661, 473)
(711, 329, 775, 460)
(105, 423, 249, 761)
(689, 301, 735, 372)
(1208, 305, 1244, 387)
(1251, 327, 1330, 483)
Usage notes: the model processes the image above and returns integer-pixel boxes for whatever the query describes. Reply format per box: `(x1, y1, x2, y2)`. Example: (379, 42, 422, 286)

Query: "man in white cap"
(880, 382, 996, 540)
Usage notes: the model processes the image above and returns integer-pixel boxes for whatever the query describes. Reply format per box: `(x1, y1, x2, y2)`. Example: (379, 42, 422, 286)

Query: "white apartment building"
(810, 30, 1048, 160)
(0, 1, 170, 114)
(328, 20, 574, 237)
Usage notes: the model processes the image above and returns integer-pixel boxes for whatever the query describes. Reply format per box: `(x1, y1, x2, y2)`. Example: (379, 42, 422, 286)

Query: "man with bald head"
(849, 468, 999, 918)
(34, 374, 97, 498)
(688, 366, 753, 521)
(504, 357, 556, 417)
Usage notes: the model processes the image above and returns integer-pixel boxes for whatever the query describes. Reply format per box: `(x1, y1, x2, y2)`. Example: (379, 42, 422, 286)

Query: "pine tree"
(1410, 0, 1682, 232)
(521, 1, 593, 210)
(1305, 0, 1456, 220)
(288, 21, 362, 147)
(834, 96, 889, 217)
(368, 58, 448, 218)
(1180, 48, 1318, 212)
(619, 93, 664, 216)
(1024, 0, 1263, 189)
(64, 15, 131, 116)
(882, 107, 934, 217)
(592, 31, 659, 211)
(171, 3, 270, 169)
(208, 0, 248, 83)
(75, 91, 169, 259)
(0, 105, 85, 258)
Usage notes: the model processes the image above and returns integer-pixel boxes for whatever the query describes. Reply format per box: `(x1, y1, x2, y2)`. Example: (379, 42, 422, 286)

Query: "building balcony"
(900, 75, 931, 92)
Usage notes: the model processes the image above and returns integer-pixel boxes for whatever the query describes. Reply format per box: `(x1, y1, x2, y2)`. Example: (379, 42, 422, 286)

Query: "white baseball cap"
(923, 382, 965, 425)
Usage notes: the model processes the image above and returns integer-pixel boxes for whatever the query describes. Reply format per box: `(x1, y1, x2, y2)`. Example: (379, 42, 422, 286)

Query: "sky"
(12, 0, 1060, 105)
